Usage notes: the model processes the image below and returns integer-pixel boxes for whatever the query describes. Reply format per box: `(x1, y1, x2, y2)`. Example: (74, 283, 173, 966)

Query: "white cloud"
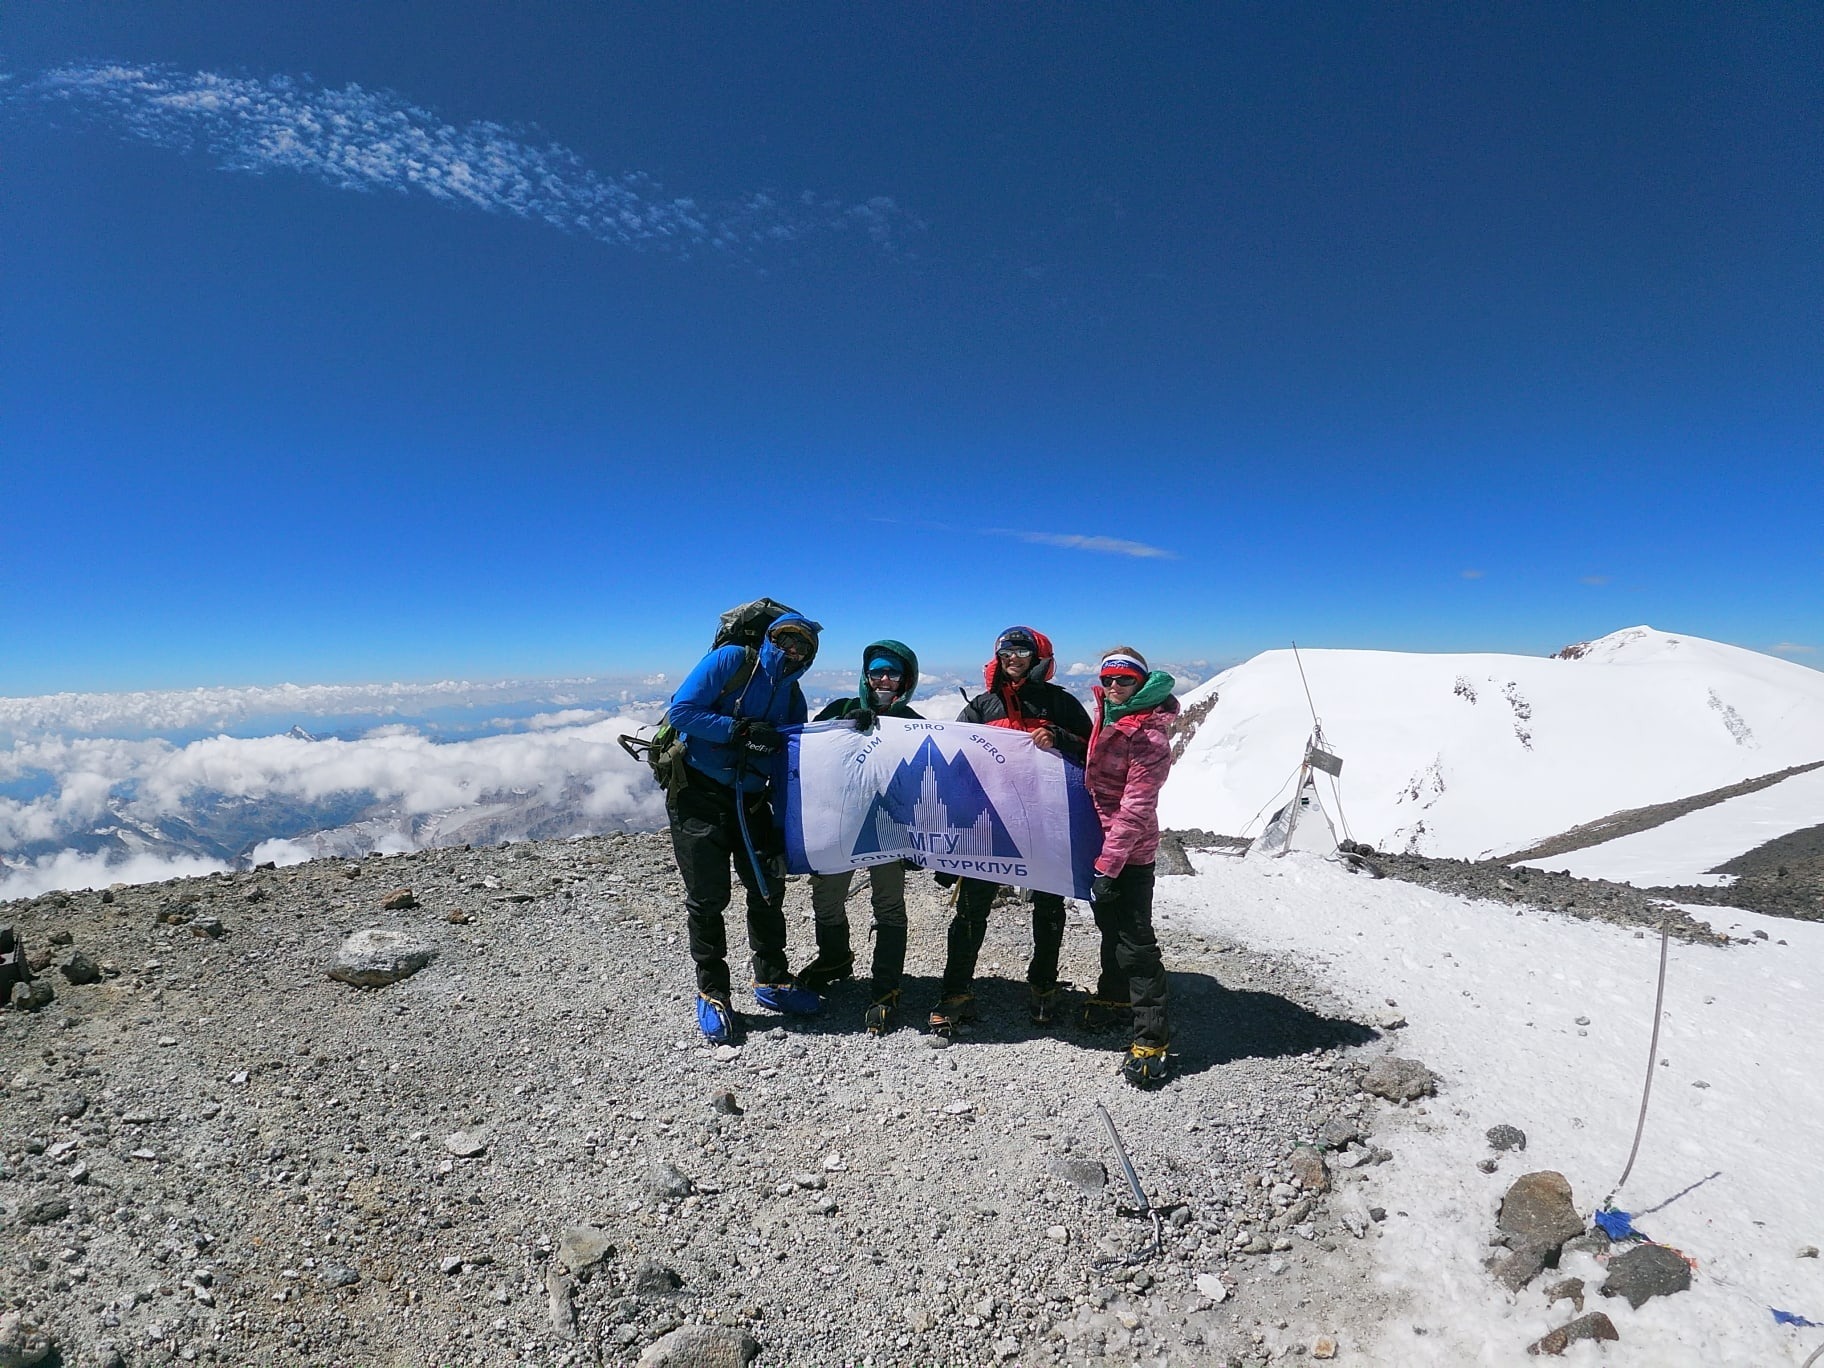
(23, 63, 919, 255)
(1771, 642, 1817, 656)
(988, 529, 1177, 559)
(0, 713, 668, 861)
(0, 848, 227, 901)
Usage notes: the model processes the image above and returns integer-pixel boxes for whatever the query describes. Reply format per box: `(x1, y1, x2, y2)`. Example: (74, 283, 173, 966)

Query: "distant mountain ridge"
(1159, 627, 1824, 860)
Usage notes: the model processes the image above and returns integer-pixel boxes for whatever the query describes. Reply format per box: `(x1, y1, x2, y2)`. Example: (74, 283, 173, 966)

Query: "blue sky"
(3, 3, 1819, 694)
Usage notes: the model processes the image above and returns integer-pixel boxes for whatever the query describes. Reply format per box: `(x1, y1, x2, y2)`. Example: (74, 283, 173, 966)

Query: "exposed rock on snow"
(1527, 1310, 1618, 1355)
(1497, 1171, 1585, 1251)
(1600, 1241, 1693, 1308)
(1360, 1055, 1439, 1101)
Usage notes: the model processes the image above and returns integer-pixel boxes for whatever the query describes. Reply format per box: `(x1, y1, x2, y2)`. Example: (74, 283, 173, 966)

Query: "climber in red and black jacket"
(929, 626, 1094, 1037)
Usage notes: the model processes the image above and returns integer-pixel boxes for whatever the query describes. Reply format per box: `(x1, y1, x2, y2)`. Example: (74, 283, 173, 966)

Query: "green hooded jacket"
(1101, 670, 1176, 726)
(813, 638, 924, 722)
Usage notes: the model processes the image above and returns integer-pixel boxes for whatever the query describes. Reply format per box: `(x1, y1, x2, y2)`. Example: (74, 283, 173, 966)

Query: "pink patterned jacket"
(1085, 690, 1179, 876)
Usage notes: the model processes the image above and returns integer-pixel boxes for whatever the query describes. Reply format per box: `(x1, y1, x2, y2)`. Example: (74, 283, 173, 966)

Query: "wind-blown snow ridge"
(1161, 627, 1824, 860)
(18, 62, 918, 255)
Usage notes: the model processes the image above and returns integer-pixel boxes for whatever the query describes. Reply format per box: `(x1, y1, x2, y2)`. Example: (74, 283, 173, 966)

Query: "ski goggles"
(769, 624, 815, 658)
(866, 666, 903, 682)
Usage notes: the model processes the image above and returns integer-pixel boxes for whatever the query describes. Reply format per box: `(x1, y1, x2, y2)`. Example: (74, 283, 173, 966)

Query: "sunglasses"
(1100, 674, 1140, 689)
(770, 628, 813, 655)
(866, 668, 902, 681)
(997, 646, 1035, 659)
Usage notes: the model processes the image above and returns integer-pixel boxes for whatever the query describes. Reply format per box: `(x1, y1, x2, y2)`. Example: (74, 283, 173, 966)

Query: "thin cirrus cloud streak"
(17, 62, 918, 254)
(988, 529, 1178, 560)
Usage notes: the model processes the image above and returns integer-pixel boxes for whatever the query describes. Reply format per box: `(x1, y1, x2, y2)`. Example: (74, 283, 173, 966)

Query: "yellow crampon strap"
(1128, 1043, 1168, 1061)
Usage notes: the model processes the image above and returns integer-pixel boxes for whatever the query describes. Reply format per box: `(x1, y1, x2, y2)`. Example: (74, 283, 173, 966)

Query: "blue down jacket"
(668, 611, 820, 792)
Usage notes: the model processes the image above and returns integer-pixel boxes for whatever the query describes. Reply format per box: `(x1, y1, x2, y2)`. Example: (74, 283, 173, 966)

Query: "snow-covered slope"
(1160, 627, 1824, 860)
(1522, 766, 1824, 887)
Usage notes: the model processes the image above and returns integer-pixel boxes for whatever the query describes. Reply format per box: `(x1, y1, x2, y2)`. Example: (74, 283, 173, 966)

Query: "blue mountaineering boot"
(696, 991, 745, 1045)
(753, 978, 824, 1016)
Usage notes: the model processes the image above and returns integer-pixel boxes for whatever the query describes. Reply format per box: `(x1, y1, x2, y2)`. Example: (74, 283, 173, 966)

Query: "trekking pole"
(730, 755, 772, 903)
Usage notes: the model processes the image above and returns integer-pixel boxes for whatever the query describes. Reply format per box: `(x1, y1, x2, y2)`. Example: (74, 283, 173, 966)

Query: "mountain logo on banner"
(852, 736, 1021, 861)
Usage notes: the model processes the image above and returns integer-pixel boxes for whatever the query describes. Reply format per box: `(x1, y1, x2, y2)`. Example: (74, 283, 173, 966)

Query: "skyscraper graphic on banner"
(852, 737, 1021, 861)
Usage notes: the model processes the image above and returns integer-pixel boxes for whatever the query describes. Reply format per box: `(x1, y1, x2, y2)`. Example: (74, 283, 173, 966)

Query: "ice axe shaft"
(1096, 1103, 1151, 1216)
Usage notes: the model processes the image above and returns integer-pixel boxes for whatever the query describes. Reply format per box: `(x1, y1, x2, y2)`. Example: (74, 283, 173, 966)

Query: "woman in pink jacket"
(1082, 646, 1179, 1088)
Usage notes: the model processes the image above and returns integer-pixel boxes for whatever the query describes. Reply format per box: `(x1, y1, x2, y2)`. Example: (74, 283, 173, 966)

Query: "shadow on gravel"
(771, 972, 1381, 1082)
(1167, 973, 1381, 1079)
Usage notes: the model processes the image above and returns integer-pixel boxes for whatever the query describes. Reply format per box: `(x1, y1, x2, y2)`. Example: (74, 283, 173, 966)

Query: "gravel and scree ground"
(3, 832, 1426, 1368)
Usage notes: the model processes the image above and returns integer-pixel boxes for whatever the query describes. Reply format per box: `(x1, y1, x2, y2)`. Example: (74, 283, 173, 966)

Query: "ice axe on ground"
(1093, 1102, 1164, 1267)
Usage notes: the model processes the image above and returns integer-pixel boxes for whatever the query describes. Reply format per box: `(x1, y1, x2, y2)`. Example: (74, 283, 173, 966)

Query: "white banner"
(778, 717, 1104, 900)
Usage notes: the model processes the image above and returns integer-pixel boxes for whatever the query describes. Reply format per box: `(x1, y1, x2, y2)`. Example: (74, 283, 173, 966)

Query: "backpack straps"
(717, 645, 760, 717)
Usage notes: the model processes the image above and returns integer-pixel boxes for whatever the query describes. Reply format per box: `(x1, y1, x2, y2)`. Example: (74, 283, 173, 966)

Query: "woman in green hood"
(800, 640, 923, 1033)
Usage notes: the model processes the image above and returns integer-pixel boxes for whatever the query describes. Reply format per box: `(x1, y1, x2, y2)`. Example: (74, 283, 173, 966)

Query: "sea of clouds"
(0, 663, 1211, 900)
(0, 677, 680, 899)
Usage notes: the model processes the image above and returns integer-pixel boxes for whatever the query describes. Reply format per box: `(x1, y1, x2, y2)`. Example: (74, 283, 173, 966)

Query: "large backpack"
(618, 598, 798, 795)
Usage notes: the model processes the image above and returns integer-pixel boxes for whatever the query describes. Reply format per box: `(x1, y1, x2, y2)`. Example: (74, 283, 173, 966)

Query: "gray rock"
(1491, 1241, 1550, 1292)
(1360, 1056, 1438, 1101)
(1497, 1172, 1584, 1252)
(1486, 1124, 1527, 1152)
(636, 1325, 760, 1368)
(60, 953, 102, 986)
(1544, 1276, 1585, 1313)
(632, 1259, 684, 1295)
(557, 1224, 616, 1273)
(14, 1197, 71, 1227)
(0, 1310, 55, 1368)
(327, 929, 435, 988)
(8, 980, 54, 1011)
(647, 1161, 695, 1200)
(1600, 1242, 1691, 1309)
(53, 1092, 88, 1120)
(1316, 1116, 1361, 1150)
(1527, 1311, 1618, 1356)
(444, 1131, 487, 1159)
(709, 1089, 741, 1115)
(545, 1266, 577, 1339)
(1153, 830, 1196, 876)
(1049, 1155, 1108, 1194)
(321, 1264, 360, 1288)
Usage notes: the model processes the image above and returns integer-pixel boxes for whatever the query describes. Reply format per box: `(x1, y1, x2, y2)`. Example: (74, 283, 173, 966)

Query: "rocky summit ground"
(0, 833, 1425, 1368)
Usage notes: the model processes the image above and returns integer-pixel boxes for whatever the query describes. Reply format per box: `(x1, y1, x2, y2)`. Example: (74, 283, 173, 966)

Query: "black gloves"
(850, 709, 876, 732)
(731, 720, 783, 756)
(1091, 873, 1118, 904)
(932, 871, 959, 888)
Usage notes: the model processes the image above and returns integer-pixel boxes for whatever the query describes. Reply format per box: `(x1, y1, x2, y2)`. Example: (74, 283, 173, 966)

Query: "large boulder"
(1361, 1056, 1439, 1101)
(328, 930, 435, 988)
(636, 1326, 760, 1368)
(1497, 1172, 1585, 1252)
